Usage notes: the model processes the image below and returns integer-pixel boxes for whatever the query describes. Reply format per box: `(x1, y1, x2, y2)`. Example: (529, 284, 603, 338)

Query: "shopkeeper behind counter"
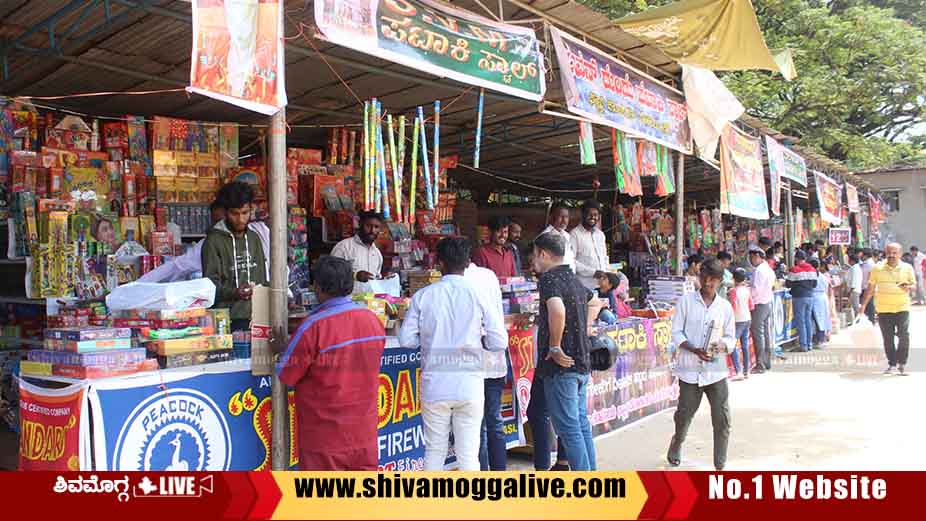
(331, 211, 387, 292)
(202, 182, 269, 332)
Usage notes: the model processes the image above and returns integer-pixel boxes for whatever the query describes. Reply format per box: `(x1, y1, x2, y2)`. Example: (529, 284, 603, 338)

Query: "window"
(882, 189, 901, 212)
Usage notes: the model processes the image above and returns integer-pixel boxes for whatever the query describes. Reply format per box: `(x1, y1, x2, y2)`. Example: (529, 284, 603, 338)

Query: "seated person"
(595, 271, 632, 324)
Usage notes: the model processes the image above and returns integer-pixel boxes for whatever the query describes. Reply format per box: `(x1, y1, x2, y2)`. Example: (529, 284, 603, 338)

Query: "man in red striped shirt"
(277, 256, 386, 470)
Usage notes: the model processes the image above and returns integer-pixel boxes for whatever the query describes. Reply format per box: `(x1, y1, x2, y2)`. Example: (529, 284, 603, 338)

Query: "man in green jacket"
(202, 182, 268, 331)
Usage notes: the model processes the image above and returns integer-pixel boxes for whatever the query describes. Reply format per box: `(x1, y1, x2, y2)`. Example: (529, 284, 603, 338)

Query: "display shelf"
(0, 296, 44, 305)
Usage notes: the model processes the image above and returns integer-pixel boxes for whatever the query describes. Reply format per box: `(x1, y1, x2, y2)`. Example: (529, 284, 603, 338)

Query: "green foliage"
(578, 0, 926, 170)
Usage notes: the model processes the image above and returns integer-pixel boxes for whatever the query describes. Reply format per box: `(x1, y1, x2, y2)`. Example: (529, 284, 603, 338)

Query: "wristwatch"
(549, 346, 564, 355)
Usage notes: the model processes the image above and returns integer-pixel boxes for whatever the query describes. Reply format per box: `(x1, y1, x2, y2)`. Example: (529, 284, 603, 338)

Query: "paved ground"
(569, 306, 926, 470)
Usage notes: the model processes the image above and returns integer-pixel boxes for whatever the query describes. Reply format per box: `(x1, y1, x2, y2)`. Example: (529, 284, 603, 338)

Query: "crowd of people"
(272, 191, 919, 471)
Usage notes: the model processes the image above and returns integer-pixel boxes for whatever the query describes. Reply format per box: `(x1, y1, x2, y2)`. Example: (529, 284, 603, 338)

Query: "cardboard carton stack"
(499, 277, 539, 315)
(646, 275, 689, 305)
(112, 306, 234, 369)
(23, 326, 156, 379)
(408, 270, 442, 296)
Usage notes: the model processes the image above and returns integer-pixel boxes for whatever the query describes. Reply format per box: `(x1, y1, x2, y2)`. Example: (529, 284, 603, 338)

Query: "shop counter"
(20, 317, 679, 471)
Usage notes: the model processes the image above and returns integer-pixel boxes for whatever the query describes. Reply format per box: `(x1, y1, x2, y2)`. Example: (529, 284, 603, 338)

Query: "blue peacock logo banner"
(90, 366, 275, 471)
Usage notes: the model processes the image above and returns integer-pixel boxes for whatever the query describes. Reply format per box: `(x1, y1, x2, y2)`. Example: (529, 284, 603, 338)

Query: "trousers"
(422, 397, 484, 471)
(668, 379, 731, 470)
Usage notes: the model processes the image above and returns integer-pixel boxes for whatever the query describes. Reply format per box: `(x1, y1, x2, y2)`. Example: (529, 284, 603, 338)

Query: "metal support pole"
(675, 152, 685, 275)
(268, 108, 289, 470)
(784, 181, 794, 266)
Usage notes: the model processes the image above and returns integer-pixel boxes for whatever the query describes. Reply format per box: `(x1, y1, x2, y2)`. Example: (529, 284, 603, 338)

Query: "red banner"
(1, 471, 921, 519)
(189, 0, 287, 115)
(18, 380, 84, 471)
(507, 327, 535, 427)
(814, 171, 843, 225)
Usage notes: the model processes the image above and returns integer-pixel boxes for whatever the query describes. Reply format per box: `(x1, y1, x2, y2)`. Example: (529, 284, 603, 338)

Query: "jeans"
(878, 311, 910, 367)
(479, 377, 507, 470)
(598, 309, 618, 325)
(669, 379, 731, 470)
(792, 297, 815, 351)
(526, 376, 566, 470)
(543, 372, 596, 471)
(732, 321, 751, 375)
(421, 397, 484, 471)
(750, 303, 771, 370)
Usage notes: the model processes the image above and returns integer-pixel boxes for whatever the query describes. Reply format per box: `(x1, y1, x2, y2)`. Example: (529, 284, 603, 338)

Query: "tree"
(578, 0, 926, 169)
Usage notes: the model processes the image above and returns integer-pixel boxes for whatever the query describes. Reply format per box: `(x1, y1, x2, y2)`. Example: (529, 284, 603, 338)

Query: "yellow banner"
(271, 472, 646, 520)
(617, 0, 781, 73)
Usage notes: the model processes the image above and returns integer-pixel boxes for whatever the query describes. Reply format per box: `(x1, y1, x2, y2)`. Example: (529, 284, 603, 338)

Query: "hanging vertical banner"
(719, 125, 769, 220)
(189, 0, 287, 115)
(769, 155, 781, 216)
(578, 121, 597, 166)
(765, 135, 807, 187)
(814, 170, 843, 225)
(549, 26, 691, 154)
(315, 0, 545, 101)
(845, 182, 860, 213)
(17, 379, 86, 471)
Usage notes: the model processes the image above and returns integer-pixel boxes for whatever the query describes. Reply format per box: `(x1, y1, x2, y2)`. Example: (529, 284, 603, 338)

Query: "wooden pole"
(675, 151, 685, 275)
(268, 108, 289, 470)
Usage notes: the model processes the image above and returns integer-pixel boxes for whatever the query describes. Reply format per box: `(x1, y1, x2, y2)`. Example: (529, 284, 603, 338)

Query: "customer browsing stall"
(464, 261, 509, 471)
(570, 200, 609, 290)
(277, 256, 386, 470)
(532, 232, 602, 471)
(786, 250, 818, 353)
(201, 182, 268, 332)
(667, 258, 735, 471)
(399, 237, 508, 471)
(749, 248, 776, 371)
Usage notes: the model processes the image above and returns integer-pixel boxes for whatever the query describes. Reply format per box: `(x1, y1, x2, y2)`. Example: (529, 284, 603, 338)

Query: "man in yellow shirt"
(860, 242, 916, 375)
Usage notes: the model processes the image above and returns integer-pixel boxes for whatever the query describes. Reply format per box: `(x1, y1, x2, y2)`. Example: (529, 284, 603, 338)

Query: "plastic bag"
(366, 274, 402, 298)
(106, 277, 216, 311)
(847, 315, 880, 349)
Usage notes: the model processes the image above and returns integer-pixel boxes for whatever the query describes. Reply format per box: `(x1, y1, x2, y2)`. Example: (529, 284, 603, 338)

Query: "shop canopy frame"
(0, 0, 692, 197)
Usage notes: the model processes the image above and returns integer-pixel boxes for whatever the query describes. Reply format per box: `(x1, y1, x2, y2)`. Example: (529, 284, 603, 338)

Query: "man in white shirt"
(399, 238, 507, 471)
(749, 248, 776, 373)
(331, 211, 385, 293)
(846, 252, 864, 319)
(910, 246, 925, 305)
(539, 202, 576, 272)
(464, 262, 509, 471)
(668, 258, 735, 471)
(569, 200, 609, 290)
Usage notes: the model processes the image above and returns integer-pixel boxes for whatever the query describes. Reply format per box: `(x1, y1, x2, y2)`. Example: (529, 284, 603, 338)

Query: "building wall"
(857, 168, 926, 249)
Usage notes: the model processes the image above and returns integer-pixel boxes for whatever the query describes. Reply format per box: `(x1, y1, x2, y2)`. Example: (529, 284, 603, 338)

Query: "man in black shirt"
(531, 232, 602, 471)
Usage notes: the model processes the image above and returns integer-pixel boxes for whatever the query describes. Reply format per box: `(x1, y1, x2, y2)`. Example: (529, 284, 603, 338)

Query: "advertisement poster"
(18, 379, 86, 471)
(772, 290, 797, 346)
(829, 227, 851, 245)
(720, 125, 769, 220)
(590, 318, 678, 437)
(765, 135, 807, 186)
(550, 26, 691, 154)
(814, 170, 843, 225)
(377, 346, 424, 471)
(868, 193, 883, 233)
(190, 0, 287, 115)
(769, 156, 781, 216)
(315, 0, 545, 101)
(507, 327, 535, 430)
(846, 182, 860, 213)
(88, 363, 296, 471)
